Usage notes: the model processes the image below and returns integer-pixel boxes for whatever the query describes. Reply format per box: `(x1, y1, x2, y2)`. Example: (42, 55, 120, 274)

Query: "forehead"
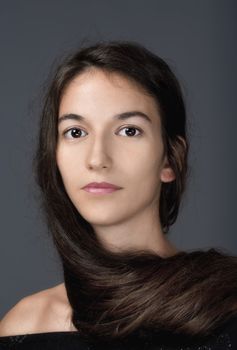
(59, 68, 159, 113)
(62, 68, 149, 95)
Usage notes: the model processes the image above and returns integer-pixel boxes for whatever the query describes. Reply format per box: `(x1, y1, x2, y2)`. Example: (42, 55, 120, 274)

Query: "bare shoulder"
(0, 283, 74, 337)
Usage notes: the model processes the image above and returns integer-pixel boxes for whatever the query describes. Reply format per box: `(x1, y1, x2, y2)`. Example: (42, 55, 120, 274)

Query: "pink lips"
(82, 182, 122, 194)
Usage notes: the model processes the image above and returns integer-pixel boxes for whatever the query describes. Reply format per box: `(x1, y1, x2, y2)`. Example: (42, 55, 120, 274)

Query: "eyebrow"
(58, 111, 152, 125)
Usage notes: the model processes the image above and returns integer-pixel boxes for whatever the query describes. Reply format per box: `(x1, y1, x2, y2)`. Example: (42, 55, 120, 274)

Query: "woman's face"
(56, 68, 175, 228)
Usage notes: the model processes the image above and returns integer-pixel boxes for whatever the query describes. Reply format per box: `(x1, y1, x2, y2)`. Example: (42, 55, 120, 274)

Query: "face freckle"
(56, 68, 175, 235)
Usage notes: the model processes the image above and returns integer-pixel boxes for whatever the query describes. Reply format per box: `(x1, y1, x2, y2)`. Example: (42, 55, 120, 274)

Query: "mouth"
(82, 182, 122, 191)
(82, 187, 121, 195)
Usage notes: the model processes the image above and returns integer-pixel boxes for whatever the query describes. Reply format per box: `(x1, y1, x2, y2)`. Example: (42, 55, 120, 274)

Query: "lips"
(82, 182, 122, 190)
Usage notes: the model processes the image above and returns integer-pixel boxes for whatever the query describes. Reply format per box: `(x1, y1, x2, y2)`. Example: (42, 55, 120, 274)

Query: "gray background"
(0, 0, 236, 318)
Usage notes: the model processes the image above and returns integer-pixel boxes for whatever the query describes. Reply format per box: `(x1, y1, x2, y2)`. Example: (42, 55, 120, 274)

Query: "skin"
(56, 68, 179, 257)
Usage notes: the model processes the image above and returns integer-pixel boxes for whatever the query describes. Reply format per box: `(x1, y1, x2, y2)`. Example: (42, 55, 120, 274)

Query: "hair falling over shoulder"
(33, 39, 237, 343)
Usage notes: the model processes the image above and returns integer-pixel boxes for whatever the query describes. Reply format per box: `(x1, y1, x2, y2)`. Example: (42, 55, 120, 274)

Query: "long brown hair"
(33, 40, 237, 344)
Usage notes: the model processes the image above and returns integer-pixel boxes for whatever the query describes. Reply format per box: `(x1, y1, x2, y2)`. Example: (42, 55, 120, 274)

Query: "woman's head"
(35, 40, 189, 239)
(57, 68, 176, 252)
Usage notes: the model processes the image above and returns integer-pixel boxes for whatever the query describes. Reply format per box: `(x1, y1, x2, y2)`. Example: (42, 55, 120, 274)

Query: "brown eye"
(63, 127, 87, 139)
(118, 126, 142, 137)
(62, 125, 143, 140)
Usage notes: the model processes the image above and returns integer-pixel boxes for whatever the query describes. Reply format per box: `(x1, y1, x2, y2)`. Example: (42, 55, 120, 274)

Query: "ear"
(160, 156, 176, 183)
(160, 136, 187, 183)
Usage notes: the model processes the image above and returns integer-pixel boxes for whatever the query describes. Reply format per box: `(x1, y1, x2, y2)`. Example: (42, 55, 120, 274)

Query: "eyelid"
(117, 125, 143, 136)
(62, 126, 86, 136)
(61, 124, 144, 138)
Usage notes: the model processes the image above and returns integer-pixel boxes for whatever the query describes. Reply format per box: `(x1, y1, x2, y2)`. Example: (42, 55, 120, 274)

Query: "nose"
(86, 136, 112, 170)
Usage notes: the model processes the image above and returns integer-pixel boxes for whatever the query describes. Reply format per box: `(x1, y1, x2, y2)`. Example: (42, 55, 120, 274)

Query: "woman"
(0, 40, 237, 349)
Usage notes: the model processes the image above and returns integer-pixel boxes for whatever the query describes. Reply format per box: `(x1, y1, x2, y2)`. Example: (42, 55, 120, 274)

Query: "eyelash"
(62, 125, 143, 139)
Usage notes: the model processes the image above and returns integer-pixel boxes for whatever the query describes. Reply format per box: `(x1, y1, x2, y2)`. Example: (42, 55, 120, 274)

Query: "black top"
(0, 314, 237, 349)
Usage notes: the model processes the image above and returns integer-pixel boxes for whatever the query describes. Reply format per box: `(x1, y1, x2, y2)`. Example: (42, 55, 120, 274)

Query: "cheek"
(123, 148, 162, 204)
(56, 148, 81, 188)
(123, 141, 162, 180)
(136, 142, 163, 192)
(133, 158, 161, 191)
